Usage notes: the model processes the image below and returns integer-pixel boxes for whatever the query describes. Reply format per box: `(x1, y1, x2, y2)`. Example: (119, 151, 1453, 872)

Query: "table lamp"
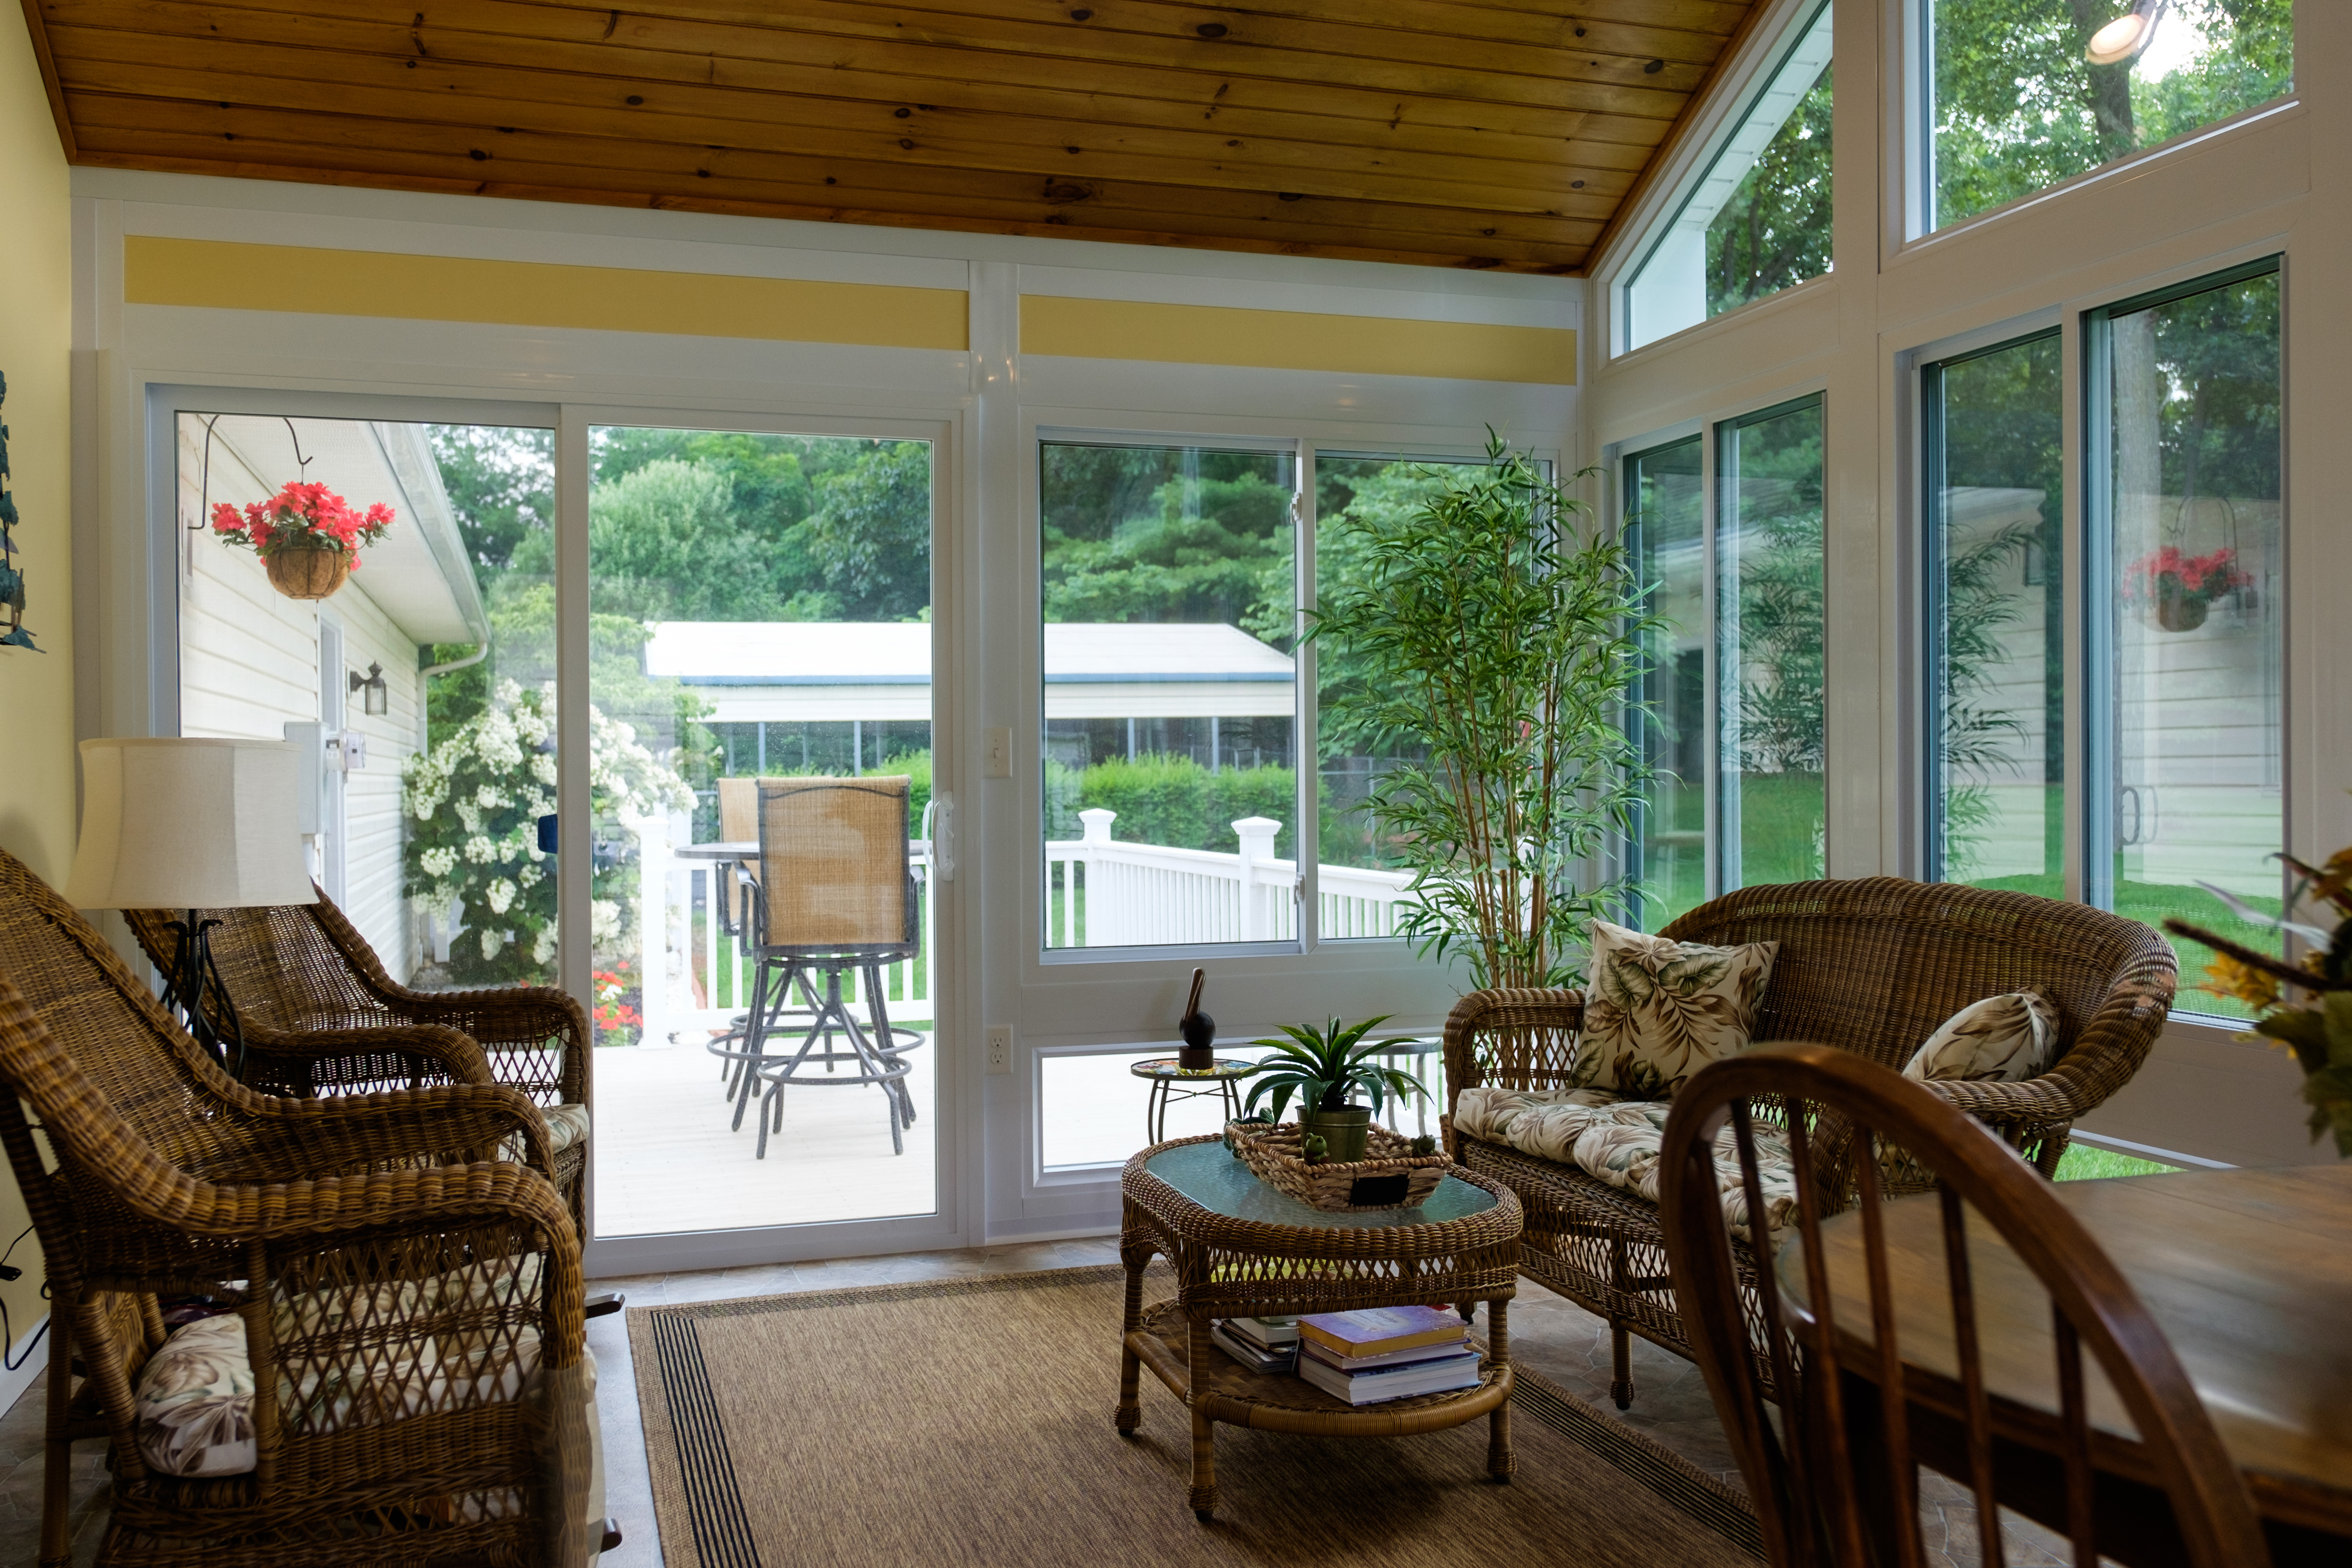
(64, 737, 316, 1073)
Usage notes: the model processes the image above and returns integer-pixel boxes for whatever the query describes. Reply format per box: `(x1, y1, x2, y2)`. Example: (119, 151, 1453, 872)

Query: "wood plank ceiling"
(22, 0, 1765, 274)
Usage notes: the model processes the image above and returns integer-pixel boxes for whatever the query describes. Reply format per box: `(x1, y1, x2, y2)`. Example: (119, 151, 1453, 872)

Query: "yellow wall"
(0, 7, 73, 1354)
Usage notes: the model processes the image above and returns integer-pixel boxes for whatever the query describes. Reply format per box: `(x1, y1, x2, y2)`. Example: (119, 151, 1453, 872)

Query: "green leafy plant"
(1307, 432, 1661, 989)
(1240, 1016, 1424, 1121)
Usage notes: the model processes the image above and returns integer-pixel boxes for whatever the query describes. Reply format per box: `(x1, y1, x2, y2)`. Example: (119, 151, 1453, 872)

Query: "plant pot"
(265, 543, 352, 601)
(2152, 582, 2209, 633)
(1299, 1105, 1372, 1164)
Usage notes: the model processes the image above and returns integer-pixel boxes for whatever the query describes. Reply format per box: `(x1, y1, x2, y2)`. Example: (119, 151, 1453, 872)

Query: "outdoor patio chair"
(0, 847, 605, 1568)
(733, 775, 924, 1158)
(707, 775, 819, 1102)
(1443, 877, 2176, 1412)
(122, 886, 593, 1235)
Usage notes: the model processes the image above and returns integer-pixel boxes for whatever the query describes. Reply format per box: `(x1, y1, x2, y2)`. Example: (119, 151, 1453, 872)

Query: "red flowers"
(2123, 545, 2248, 605)
(210, 480, 396, 569)
(592, 966, 642, 1032)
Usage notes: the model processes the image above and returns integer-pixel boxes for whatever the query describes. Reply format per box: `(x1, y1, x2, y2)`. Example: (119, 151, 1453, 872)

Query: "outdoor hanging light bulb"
(2087, 0, 2168, 67)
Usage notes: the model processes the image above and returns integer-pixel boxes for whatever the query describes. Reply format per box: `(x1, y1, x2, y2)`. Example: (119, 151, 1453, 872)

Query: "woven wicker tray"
(1233, 1121, 1451, 1213)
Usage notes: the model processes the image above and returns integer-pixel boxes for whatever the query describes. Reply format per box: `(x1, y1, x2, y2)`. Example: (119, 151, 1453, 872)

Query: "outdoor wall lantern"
(2086, 0, 2167, 66)
(350, 661, 390, 716)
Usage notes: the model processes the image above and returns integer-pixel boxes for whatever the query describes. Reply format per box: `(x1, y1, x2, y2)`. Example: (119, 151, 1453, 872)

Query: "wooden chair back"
(1658, 1043, 2266, 1568)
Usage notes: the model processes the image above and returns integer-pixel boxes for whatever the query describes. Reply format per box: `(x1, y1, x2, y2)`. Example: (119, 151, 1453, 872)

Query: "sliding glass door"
(586, 425, 940, 1239)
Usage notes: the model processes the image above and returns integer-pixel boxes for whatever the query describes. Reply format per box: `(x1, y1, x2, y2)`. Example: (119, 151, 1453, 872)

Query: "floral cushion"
(1452, 1086, 1797, 1247)
(134, 1256, 554, 1478)
(543, 1102, 592, 1153)
(1902, 991, 2057, 1084)
(134, 1312, 256, 1478)
(1571, 921, 1780, 1098)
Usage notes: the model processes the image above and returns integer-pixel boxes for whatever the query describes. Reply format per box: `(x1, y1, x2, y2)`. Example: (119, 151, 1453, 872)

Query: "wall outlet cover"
(985, 1024, 1013, 1074)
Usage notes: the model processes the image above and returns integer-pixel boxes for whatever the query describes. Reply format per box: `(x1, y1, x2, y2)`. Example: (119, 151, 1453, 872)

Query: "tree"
(1929, 0, 2292, 227)
(1707, 68, 1832, 317)
(801, 440, 933, 621)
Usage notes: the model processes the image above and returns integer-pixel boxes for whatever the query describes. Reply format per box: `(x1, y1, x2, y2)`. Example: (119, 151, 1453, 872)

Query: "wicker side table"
(1118, 1135, 1526, 1521)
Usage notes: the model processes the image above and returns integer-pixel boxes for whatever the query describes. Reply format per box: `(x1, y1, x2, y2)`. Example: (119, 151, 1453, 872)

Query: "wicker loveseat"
(1441, 878, 2177, 1410)
(123, 887, 592, 1234)
(0, 848, 599, 1567)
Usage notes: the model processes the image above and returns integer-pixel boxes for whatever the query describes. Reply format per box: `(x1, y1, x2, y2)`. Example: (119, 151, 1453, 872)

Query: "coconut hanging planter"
(212, 480, 395, 604)
(264, 543, 354, 601)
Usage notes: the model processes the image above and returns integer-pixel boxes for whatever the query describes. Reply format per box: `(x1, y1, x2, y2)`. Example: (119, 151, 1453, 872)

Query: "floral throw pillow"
(1902, 991, 2057, 1084)
(1572, 921, 1780, 1099)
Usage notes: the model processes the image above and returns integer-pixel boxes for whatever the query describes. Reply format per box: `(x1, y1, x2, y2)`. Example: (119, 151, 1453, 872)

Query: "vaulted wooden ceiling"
(23, 0, 1764, 274)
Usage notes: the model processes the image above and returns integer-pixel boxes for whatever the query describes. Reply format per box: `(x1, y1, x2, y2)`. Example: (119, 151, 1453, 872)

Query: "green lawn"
(2053, 1142, 2182, 1180)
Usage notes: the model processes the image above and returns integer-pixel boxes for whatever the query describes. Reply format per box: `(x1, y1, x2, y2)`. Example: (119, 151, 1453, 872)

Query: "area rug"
(630, 1265, 1761, 1568)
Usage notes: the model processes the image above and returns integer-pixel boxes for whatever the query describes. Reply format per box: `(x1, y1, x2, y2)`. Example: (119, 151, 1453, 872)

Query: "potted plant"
(2122, 545, 2248, 633)
(1239, 1016, 1423, 1164)
(211, 479, 396, 601)
(1306, 431, 1658, 989)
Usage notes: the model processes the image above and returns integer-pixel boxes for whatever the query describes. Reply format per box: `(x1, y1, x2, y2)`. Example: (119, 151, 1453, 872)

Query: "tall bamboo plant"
(1307, 433, 1659, 991)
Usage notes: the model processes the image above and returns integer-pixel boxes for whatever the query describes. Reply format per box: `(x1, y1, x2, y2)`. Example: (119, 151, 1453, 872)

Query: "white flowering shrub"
(403, 679, 692, 987)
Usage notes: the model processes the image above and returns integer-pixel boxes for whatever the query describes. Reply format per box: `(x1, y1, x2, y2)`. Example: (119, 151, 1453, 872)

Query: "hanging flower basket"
(2123, 545, 2247, 635)
(212, 480, 395, 604)
(264, 542, 352, 601)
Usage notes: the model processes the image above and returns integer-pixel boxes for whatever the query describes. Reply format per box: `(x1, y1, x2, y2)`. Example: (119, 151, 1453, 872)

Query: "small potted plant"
(2123, 545, 2248, 633)
(212, 479, 396, 601)
(1238, 1015, 1423, 1165)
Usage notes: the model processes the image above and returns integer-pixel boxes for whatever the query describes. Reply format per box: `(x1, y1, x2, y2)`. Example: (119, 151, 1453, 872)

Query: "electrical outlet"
(985, 1024, 1013, 1075)
(984, 726, 1012, 778)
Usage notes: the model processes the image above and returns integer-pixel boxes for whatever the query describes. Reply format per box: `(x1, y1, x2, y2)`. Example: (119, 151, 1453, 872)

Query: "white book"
(1222, 1315, 1300, 1348)
(1210, 1321, 1296, 1374)
(1296, 1350, 1483, 1407)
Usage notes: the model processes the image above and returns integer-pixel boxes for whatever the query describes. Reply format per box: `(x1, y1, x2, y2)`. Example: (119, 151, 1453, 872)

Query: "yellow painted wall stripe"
(125, 236, 969, 351)
(1020, 294, 1574, 385)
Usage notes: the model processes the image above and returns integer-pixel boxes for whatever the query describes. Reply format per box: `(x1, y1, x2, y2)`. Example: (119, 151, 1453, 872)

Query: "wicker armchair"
(0, 847, 598, 1568)
(123, 886, 591, 1233)
(1441, 878, 2177, 1412)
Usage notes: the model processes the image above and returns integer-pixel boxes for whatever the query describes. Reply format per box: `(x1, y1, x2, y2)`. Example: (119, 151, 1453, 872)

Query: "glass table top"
(1140, 1140, 1498, 1230)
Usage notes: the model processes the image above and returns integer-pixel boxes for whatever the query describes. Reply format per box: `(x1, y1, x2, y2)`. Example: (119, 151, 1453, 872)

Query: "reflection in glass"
(1622, 1, 1832, 351)
(1718, 398, 1826, 891)
(587, 428, 937, 1235)
(1925, 332, 2064, 891)
(1038, 443, 1297, 950)
(1625, 436, 1706, 928)
(2097, 268, 2283, 1017)
(1926, 0, 2292, 232)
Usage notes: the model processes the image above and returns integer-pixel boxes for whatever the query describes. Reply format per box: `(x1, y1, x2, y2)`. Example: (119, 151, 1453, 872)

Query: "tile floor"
(0, 1240, 2073, 1568)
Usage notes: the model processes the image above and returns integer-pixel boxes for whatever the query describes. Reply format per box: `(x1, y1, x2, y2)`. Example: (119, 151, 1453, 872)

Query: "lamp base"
(159, 910, 247, 1078)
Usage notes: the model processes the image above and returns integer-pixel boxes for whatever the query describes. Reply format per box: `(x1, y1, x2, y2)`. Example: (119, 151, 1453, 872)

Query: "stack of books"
(1292, 1305, 1481, 1406)
(1210, 1314, 1300, 1374)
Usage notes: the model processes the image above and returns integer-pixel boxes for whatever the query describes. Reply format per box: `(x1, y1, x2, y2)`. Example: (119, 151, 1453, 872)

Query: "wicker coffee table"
(1117, 1134, 1525, 1521)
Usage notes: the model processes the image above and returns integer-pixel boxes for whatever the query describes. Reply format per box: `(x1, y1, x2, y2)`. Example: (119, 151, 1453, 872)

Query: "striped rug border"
(633, 1265, 1763, 1565)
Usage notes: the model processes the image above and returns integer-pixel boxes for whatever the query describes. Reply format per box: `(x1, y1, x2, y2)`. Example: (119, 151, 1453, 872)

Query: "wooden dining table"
(1783, 1163, 2352, 1566)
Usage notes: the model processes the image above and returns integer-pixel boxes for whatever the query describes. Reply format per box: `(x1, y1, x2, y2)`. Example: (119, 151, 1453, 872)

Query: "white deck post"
(1078, 808, 1117, 946)
(628, 809, 673, 1048)
(1233, 816, 1280, 941)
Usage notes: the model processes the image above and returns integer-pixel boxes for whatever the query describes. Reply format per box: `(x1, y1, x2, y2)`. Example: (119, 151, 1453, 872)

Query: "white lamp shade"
(65, 738, 319, 911)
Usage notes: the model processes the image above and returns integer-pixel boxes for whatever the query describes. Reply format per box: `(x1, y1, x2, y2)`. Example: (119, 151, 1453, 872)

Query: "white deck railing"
(1045, 809, 1417, 950)
(632, 809, 1416, 1045)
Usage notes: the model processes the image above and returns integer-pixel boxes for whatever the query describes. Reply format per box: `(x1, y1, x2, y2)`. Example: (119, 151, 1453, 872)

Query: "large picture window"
(1922, 0, 2292, 233)
(2089, 263, 2284, 1016)
(1924, 330, 2065, 890)
(1625, 396, 1826, 927)
(1621, 1, 1833, 353)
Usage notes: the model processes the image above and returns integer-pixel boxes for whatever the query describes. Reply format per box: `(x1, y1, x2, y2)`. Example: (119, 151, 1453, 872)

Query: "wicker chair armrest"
(228, 1083, 558, 1188)
(1441, 987, 1586, 1153)
(237, 1021, 495, 1089)
(1924, 951, 2176, 1134)
(245, 1162, 586, 1363)
(363, 982, 592, 1105)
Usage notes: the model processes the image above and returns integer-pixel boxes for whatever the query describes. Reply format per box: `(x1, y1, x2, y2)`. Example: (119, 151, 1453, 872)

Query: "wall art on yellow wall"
(0, 373, 40, 653)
